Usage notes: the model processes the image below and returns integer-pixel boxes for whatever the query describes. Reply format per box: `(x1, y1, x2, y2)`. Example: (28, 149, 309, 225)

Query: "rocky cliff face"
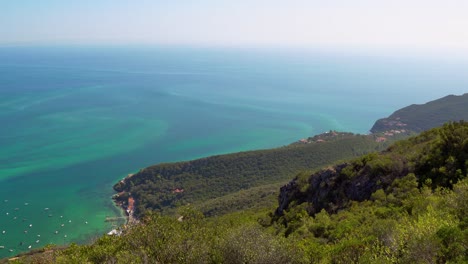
(276, 158, 410, 216)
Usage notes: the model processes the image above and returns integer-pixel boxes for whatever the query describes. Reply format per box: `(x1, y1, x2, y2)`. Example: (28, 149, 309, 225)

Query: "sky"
(1, 0, 468, 53)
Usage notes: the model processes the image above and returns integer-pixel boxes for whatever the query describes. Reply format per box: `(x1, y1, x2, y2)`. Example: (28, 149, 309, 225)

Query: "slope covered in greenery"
(371, 93, 468, 133)
(114, 132, 388, 217)
(6, 122, 467, 263)
(276, 121, 468, 217)
(271, 121, 468, 262)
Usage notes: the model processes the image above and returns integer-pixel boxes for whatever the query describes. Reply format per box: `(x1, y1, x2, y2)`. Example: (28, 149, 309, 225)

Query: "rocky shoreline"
(112, 174, 139, 228)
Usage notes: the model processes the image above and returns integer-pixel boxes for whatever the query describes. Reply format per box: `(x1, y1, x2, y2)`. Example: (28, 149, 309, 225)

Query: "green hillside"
(276, 121, 468, 218)
(371, 93, 468, 133)
(114, 132, 389, 217)
(270, 121, 468, 263)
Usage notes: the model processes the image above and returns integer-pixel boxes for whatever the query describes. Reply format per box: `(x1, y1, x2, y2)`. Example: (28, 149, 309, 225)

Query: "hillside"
(276, 121, 468, 218)
(114, 132, 389, 217)
(268, 121, 468, 263)
(371, 93, 468, 133)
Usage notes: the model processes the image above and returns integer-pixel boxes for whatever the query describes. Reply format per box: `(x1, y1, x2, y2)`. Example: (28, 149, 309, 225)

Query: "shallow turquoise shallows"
(1, 46, 467, 258)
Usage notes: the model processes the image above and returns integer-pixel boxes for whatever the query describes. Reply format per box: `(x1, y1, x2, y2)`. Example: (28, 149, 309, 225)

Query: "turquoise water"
(1, 46, 467, 257)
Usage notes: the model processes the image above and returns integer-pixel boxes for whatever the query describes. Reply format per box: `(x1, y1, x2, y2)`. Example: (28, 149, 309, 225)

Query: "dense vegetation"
(193, 183, 280, 217)
(272, 121, 468, 263)
(7, 122, 467, 263)
(371, 93, 468, 133)
(114, 132, 389, 217)
(276, 121, 468, 217)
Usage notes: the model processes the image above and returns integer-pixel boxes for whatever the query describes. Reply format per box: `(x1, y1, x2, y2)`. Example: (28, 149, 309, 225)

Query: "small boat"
(2, 231, 5, 234)
(28, 245, 31, 249)
(36, 240, 39, 243)
(0, 246, 4, 249)
(24, 203, 29, 206)
(85, 221, 88, 224)
(61, 224, 64, 227)
(29, 224, 32, 228)
(64, 235, 67, 238)
(68, 220, 71, 223)
(48, 214, 53, 217)
(37, 235, 41, 237)
(44, 208, 49, 210)
(54, 231, 58, 234)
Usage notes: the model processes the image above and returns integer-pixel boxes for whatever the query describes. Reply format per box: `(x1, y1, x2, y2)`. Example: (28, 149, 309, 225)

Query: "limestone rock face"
(275, 160, 409, 216)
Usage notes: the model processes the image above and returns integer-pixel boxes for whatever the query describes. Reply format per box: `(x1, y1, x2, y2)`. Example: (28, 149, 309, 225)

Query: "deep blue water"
(0, 46, 467, 257)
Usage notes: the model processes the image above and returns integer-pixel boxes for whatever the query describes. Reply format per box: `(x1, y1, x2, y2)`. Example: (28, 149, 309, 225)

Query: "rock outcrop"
(276, 158, 410, 216)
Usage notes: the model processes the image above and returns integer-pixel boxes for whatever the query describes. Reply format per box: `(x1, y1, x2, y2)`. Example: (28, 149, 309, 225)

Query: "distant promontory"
(371, 93, 468, 133)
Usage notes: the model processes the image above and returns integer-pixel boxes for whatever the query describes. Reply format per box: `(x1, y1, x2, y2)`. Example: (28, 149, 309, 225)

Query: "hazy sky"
(1, 0, 468, 53)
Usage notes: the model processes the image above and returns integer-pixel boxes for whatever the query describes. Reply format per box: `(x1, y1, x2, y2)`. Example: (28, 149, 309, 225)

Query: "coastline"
(111, 174, 139, 231)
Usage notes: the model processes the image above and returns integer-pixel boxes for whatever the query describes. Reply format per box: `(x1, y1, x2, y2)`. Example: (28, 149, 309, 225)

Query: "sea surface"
(0, 46, 467, 257)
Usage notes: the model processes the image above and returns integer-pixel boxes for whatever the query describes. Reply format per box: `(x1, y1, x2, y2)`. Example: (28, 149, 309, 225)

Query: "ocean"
(0, 46, 467, 258)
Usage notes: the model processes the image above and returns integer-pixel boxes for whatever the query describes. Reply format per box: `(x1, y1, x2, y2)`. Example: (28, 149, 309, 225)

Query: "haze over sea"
(0, 46, 467, 257)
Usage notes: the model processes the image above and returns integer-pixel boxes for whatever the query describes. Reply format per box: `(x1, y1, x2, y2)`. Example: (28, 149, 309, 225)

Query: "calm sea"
(0, 46, 467, 257)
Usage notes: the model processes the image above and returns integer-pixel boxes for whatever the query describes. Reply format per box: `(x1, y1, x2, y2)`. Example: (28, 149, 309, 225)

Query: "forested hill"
(265, 121, 468, 263)
(114, 132, 389, 217)
(275, 121, 468, 218)
(371, 93, 468, 133)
